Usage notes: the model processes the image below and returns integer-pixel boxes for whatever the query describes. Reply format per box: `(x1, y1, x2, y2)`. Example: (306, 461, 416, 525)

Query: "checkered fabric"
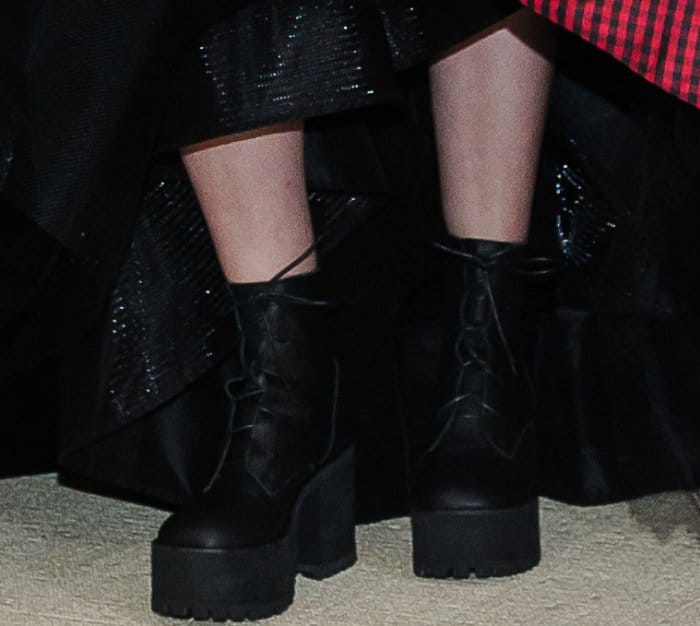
(520, 0, 700, 107)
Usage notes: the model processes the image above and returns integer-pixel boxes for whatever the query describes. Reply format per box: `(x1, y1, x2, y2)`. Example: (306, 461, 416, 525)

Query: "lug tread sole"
(411, 499, 541, 580)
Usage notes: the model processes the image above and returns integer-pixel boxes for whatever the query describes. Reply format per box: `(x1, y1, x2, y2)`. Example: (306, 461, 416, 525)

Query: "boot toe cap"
(156, 502, 286, 550)
(412, 451, 534, 511)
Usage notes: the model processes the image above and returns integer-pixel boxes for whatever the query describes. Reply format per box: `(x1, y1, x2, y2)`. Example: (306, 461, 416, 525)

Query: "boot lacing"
(204, 234, 333, 494)
(426, 242, 555, 456)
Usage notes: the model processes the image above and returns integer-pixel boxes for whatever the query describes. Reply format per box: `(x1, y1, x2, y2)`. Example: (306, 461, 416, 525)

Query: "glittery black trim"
(163, 1, 398, 148)
(379, 0, 521, 70)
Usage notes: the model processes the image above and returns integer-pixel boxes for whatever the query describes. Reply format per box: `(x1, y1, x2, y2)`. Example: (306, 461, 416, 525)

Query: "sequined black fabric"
(165, 0, 521, 147)
(165, 1, 398, 147)
(377, 1, 427, 69)
(100, 160, 386, 429)
(553, 144, 623, 267)
(106, 169, 232, 424)
(378, 0, 520, 70)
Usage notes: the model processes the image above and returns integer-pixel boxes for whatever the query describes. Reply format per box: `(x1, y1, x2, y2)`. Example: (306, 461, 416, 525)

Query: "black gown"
(1, 2, 698, 522)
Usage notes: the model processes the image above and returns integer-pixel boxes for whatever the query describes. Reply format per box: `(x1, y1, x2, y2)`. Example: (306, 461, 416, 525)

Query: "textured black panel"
(165, 0, 522, 147)
(378, 0, 521, 69)
(165, 0, 398, 147)
(103, 159, 385, 426)
(377, 1, 427, 68)
(553, 142, 622, 267)
(106, 170, 232, 425)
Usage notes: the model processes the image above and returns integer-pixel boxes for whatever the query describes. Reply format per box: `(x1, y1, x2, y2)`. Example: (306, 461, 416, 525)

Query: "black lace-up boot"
(151, 272, 355, 621)
(403, 236, 555, 579)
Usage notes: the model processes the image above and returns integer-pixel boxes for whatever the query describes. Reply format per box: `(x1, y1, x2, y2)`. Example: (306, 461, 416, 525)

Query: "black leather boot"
(151, 272, 355, 621)
(402, 237, 554, 579)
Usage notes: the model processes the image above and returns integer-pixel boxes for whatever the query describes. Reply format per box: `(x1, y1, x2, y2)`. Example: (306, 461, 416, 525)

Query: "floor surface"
(0, 475, 698, 625)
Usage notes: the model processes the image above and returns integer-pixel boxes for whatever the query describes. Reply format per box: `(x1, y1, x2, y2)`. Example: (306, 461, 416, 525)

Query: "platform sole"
(151, 446, 356, 621)
(411, 499, 540, 579)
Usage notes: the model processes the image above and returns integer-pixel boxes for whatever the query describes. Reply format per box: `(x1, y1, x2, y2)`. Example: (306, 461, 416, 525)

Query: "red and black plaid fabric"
(520, 0, 700, 108)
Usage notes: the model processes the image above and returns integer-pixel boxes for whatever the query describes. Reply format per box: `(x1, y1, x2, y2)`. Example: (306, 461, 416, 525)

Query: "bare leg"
(430, 9, 555, 243)
(181, 121, 317, 283)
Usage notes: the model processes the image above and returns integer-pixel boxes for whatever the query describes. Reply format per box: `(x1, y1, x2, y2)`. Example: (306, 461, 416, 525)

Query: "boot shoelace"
(426, 242, 556, 458)
(203, 235, 332, 494)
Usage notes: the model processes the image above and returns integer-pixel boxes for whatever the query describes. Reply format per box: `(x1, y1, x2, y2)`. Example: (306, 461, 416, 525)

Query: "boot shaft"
(225, 272, 343, 495)
(399, 236, 557, 505)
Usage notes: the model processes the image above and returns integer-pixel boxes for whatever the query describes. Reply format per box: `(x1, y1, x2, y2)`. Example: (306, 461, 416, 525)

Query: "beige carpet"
(0, 475, 698, 626)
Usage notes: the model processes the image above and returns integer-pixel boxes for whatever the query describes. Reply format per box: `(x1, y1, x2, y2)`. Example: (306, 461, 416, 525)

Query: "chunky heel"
(411, 499, 540, 578)
(296, 446, 357, 580)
